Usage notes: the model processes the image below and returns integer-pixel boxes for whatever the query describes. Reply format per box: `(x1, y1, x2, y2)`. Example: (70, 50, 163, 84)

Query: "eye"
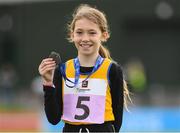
(76, 31, 82, 35)
(89, 32, 96, 35)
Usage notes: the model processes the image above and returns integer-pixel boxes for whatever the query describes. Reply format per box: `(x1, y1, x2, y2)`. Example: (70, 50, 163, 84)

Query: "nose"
(81, 33, 89, 42)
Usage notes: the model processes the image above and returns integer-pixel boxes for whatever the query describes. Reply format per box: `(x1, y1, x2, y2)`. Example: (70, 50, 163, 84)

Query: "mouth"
(79, 43, 93, 48)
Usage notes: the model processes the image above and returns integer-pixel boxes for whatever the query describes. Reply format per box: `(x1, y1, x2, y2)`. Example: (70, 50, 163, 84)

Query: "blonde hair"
(67, 4, 131, 110)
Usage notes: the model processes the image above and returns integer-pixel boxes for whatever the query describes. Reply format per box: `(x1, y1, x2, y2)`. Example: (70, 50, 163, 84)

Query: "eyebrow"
(75, 28, 97, 32)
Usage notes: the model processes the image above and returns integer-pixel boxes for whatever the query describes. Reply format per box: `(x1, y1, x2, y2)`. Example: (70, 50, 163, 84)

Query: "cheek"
(74, 42, 79, 49)
(95, 36, 102, 42)
(73, 36, 81, 43)
(94, 37, 102, 45)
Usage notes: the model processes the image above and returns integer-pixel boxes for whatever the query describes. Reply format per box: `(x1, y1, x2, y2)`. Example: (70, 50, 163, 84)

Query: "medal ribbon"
(60, 55, 104, 88)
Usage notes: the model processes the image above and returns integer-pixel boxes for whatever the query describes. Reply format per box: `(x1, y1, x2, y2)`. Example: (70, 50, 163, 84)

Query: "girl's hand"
(38, 58, 56, 86)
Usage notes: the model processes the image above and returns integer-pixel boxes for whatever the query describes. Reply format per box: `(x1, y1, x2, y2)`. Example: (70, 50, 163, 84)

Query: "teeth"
(81, 44, 91, 47)
(82, 44, 90, 46)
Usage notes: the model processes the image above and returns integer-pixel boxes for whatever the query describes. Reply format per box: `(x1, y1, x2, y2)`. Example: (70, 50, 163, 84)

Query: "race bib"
(62, 78, 107, 123)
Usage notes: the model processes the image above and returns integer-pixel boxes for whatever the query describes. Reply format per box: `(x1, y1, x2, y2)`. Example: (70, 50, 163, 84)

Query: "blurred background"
(0, 0, 180, 132)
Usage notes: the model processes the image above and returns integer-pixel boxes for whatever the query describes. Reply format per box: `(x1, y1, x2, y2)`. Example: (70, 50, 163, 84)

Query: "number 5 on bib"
(74, 96, 90, 120)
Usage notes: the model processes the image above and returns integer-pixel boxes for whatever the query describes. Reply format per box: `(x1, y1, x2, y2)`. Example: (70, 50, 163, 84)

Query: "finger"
(39, 58, 56, 74)
(40, 58, 54, 67)
(39, 61, 55, 70)
(40, 62, 56, 70)
(40, 66, 56, 75)
(42, 63, 56, 70)
(42, 58, 54, 63)
(39, 64, 56, 74)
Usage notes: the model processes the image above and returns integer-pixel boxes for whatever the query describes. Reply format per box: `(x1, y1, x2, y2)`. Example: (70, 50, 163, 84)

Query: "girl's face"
(71, 18, 106, 56)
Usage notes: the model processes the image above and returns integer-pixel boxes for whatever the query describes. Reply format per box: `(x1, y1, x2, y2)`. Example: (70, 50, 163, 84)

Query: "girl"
(38, 4, 131, 132)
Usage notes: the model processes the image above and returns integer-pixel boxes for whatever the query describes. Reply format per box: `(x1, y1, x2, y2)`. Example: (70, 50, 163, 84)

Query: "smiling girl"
(38, 4, 131, 132)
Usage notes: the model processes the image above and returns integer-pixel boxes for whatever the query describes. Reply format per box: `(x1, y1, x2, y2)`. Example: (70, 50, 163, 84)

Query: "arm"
(43, 67, 63, 125)
(109, 62, 124, 132)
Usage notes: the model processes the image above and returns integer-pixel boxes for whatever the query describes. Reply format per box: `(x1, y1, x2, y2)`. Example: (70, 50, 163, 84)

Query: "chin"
(80, 51, 93, 56)
(82, 53, 92, 56)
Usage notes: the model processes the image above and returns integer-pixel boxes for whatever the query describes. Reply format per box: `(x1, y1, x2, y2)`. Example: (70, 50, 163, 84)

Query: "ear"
(101, 32, 109, 42)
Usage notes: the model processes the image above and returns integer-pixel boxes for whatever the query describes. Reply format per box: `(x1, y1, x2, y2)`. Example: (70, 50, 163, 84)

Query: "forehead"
(74, 18, 100, 31)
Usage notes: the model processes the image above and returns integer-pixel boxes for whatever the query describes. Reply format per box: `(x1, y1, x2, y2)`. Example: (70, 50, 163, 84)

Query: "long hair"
(67, 4, 132, 110)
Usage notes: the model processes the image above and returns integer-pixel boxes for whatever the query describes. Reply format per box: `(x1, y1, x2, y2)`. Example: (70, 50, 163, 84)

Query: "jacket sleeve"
(109, 62, 124, 132)
(43, 66, 63, 125)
